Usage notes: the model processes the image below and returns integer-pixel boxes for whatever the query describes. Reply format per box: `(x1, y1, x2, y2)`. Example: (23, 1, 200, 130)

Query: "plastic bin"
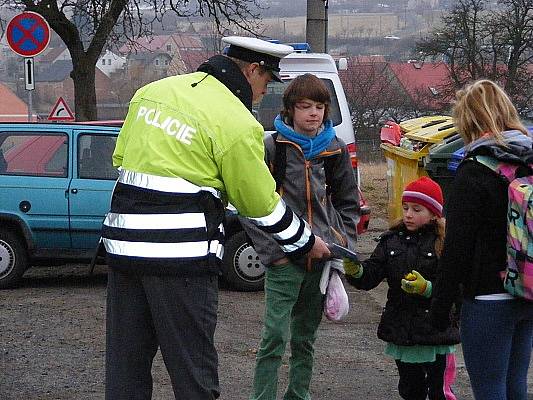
(423, 133, 464, 205)
(380, 116, 458, 223)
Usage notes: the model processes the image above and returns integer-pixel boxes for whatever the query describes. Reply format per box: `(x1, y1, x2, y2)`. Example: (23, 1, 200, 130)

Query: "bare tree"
(341, 59, 404, 132)
(1, 0, 262, 121)
(341, 59, 446, 137)
(416, 0, 533, 116)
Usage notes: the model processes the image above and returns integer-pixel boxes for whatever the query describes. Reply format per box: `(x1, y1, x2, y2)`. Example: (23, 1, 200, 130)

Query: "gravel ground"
(1, 217, 531, 399)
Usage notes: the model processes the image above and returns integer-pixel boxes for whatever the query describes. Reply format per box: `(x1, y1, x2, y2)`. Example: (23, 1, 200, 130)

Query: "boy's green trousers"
(250, 261, 324, 400)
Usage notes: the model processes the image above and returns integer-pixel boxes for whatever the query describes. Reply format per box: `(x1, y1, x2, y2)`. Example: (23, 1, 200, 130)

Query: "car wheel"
(222, 231, 265, 292)
(0, 229, 28, 289)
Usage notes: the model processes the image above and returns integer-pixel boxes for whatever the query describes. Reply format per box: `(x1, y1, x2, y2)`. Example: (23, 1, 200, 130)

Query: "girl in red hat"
(345, 176, 460, 400)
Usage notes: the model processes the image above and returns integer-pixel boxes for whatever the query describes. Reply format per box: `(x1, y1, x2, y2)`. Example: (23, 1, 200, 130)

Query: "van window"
(253, 78, 342, 131)
(0, 133, 68, 177)
(78, 134, 118, 180)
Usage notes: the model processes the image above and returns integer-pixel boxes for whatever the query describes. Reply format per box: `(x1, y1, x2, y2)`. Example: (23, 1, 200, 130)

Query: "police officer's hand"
(308, 236, 331, 260)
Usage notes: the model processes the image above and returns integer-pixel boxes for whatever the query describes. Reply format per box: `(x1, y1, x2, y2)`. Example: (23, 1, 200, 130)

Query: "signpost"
(24, 58, 34, 90)
(6, 11, 51, 121)
(48, 97, 75, 122)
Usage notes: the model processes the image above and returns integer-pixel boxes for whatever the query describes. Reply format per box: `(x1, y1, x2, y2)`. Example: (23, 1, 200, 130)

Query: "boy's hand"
(343, 258, 362, 278)
(401, 270, 428, 295)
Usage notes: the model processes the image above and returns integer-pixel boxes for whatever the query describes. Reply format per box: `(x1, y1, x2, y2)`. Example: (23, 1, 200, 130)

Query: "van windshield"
(253, 78, 342, 131)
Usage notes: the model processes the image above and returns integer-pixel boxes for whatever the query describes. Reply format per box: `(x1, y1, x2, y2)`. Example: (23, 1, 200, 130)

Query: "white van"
(223, 51, 370, 291)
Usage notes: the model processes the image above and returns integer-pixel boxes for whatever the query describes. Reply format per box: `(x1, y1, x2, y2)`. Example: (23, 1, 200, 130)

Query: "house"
(388, 62, 451, 110)
(170, 33, 204, 51)
(36, 45, 71, 72)
(119, 34, 179, 57)
(168, 48, 214, 75)
(97, 49, 127, 77)
(126, 52, 173, 80)
(35, 59, 113, 113)
(119, 33, 207, 76)
(0, 82, 34, 122)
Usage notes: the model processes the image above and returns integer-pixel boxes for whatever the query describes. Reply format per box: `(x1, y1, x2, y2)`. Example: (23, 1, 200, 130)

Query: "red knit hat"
(402, 176, 444, 217)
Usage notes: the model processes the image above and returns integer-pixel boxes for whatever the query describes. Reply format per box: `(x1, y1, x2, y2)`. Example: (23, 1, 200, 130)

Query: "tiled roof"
(178, 49, 214, 72)
(170, 33, 204, 49)
(119, 33, 204, 55)
(0, 82, 29, 121)
(388, 62, 451, 108)
(119, 35, 173, 54)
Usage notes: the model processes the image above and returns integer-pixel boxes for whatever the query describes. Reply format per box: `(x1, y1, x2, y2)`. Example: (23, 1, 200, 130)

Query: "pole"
(324, 0, 328, 53)
(306, 0, 328, 53)
(28, 86, 32, 122)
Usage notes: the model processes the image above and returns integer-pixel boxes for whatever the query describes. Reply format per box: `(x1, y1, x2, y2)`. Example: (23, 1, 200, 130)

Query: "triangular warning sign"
(48, 97, 75, 121)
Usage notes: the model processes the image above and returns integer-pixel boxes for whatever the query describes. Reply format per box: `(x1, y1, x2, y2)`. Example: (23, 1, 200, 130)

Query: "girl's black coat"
(347, 224, 460, 346)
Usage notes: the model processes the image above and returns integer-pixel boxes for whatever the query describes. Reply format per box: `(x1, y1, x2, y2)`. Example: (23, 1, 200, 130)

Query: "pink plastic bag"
(324, 270, 349, 322)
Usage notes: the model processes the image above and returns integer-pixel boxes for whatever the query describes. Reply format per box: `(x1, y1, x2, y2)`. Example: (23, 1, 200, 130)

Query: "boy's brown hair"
(281, 73, 331, 126)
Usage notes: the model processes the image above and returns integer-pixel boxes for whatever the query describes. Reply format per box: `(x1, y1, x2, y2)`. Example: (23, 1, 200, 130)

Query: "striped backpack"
(472, 156, 533, 301)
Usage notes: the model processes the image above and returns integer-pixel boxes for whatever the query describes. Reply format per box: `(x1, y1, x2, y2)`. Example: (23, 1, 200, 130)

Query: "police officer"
(102, 36, 331, 400)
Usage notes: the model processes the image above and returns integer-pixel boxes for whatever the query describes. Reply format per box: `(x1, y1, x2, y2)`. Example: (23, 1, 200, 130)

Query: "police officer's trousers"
(105, 268, 219, 400)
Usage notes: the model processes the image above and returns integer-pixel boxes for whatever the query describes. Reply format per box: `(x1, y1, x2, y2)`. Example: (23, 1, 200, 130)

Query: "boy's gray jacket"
(240, 133, 360, 268)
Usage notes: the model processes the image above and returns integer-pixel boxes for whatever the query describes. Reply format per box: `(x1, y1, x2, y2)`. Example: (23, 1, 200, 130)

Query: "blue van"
(0, 122, 120, 288)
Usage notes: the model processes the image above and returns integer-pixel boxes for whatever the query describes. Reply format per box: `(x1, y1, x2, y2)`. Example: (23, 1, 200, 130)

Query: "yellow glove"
(401, 270, 429, 295)
(343, 258, 362, 278)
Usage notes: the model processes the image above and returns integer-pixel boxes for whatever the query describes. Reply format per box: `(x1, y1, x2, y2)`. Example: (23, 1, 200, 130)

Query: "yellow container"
(381, 116, 456, 223)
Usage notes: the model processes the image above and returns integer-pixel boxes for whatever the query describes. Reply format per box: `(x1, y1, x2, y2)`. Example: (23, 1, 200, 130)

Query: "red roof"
(178, 49, 214, 73)
(388, 62, 452, 109)
(119, 33, 204, 55)
(0, 83, 33, 122)
(119, 35, 174, 54)
(170, 33, 204, 49)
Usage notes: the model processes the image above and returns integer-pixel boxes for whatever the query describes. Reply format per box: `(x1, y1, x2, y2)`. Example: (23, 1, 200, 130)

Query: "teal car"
(0, 122, 120, 288)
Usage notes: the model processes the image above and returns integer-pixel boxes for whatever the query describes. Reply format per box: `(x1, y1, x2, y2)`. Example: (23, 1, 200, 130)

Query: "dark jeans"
(395, 353, 457, 400)
(460, 298, 533, 400)
(105, 269, 219, 400)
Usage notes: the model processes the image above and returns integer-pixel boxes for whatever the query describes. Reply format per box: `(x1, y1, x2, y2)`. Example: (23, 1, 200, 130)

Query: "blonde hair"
(452, 79, 528, 145)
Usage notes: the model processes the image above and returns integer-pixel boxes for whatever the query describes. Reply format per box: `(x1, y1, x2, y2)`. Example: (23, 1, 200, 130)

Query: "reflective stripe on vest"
(103, 168, 224, 262)
(103, 237, 223, 259)
(102, 222, 224, 260)
(118, 168, 221, 198)
(104, 212, 206, 230)
(248, 199, 313, 254)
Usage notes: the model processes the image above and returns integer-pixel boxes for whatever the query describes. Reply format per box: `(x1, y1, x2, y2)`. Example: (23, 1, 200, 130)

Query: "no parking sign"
(6, 11, 50, 57)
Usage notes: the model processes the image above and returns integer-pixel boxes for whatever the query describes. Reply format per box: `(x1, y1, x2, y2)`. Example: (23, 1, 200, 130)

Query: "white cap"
(222, 36, 294, 82)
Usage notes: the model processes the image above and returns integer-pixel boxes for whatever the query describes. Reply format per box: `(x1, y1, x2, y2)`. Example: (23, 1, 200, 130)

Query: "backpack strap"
(267, 132, 287, 193)
(467, 155, 517, 183)
(324, 146, 342, 196)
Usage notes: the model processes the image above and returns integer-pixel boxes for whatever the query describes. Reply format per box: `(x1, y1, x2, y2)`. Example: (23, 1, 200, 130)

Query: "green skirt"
(385, 342, 456, 363)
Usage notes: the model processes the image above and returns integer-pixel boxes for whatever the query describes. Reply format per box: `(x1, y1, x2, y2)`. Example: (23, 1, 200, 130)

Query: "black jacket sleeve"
(346, 237, 388, 290)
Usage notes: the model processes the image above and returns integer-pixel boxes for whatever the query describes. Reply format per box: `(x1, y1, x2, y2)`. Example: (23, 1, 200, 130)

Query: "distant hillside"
(178, 10, 440, 41)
